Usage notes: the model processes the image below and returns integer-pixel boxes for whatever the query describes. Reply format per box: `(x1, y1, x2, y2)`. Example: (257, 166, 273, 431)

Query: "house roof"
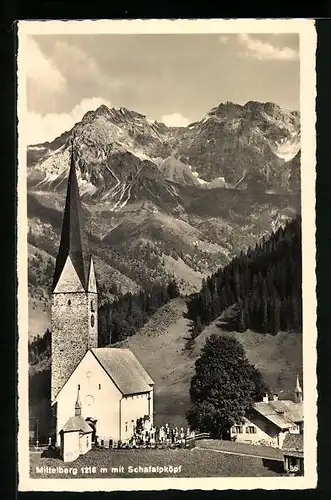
(52, 141, 91, 292)
(91, 348, 154, 395)
(283, 433, 304, 455)
(253, 400, 303, 430)
(61, 415, 93, 434)
(276, 400, 304, 423)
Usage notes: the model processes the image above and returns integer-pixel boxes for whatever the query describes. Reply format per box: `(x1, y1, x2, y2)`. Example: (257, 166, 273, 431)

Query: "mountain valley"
(27, 100, 301, 338)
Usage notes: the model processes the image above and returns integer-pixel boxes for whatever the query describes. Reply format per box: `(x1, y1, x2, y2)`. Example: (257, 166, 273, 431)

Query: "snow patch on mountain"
(33, 146, 69, 187)
(273, 138, 301, 162)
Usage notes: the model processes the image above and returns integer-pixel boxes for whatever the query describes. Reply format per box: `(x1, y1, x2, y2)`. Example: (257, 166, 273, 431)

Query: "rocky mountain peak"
(27, 99, 301, 203)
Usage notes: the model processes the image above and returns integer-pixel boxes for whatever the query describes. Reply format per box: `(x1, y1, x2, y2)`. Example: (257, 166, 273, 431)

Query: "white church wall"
(55, 350, 122, 445)
(62, 431, 80, 462)
(79, 432, 92, 455)
(121, 392, 151, 442)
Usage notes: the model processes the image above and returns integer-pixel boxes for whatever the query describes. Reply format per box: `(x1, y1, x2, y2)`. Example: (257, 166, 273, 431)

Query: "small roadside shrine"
(282, 433, 304, 475)
(60, 386, 93, 462)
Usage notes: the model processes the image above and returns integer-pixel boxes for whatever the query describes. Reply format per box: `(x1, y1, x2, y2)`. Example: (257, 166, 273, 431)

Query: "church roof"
(61, 415, 93, 434)
(91, 348, 154, 395)
(52, 140, 91, 292)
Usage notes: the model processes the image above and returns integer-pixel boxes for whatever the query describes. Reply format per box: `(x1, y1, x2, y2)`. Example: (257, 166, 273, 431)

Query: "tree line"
(98, 279, 180, 345)
(186, 215, 302, 336)
(28, 278, 180, 364)
(29, 328, 51, 366)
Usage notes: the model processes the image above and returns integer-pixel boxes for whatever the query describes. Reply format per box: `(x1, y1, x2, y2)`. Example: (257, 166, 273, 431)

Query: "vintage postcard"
(17, 19, 317, 491)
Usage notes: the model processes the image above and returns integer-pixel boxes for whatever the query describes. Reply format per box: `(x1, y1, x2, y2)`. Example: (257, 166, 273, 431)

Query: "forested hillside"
(98, 279, 180, 346)
(186, 216, 302, 336)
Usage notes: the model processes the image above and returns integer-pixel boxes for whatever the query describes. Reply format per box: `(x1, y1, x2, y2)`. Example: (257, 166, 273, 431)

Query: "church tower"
(294, 374, 303, 403)
(51, 139, 98, 403)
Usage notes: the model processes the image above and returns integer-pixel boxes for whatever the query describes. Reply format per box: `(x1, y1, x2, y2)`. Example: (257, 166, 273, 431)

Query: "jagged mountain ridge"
(28, 100, 300, 202)
(27, 100, 301, 337)
(176, 101, 300, 191)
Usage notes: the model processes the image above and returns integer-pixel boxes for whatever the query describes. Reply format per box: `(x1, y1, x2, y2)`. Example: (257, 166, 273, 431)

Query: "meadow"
(30, 446, 283, 479)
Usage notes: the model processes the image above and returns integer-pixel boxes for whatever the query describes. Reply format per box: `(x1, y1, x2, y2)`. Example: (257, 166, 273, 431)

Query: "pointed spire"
(294, 374, 303, 403)
(75, 385, 82, 416)
(52, 135, 91, 291)
(296, 374, 302, 393)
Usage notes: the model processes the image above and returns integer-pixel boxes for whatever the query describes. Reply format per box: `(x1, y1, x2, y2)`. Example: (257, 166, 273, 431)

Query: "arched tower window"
(68, 299, 71, 306)
(90, 300, 95, 312)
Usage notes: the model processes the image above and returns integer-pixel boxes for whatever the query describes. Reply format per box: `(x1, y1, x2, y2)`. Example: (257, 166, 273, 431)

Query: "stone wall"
(51, 291, 97, 402)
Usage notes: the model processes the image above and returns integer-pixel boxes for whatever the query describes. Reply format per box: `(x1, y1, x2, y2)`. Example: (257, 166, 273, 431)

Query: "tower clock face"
(90, 314, 95, 327)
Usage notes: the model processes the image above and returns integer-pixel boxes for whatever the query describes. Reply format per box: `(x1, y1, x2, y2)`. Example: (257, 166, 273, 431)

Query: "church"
(50, 142, 154, 461)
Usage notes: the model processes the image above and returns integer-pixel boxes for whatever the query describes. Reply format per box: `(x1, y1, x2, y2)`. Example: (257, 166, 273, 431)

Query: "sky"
(26, 33, 300, 144)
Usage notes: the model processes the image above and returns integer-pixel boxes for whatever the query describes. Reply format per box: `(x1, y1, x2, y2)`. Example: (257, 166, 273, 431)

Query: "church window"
(90, 315, 95, 327)
(98, 384, 101, 390)
(85, 395, 94, 407)
(90, 300, 95, 312)
(78, 384, 80, 389)
(125, 422, 128, 432)
(68, 299, 71, 306)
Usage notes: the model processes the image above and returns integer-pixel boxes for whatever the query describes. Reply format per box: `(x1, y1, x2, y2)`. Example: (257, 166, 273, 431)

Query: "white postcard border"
(17, 18, 317, 491)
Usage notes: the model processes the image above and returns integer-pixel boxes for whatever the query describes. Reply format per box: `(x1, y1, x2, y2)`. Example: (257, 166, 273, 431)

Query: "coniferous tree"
(98, 277, 181, 346)
(186, 216, 302, 336)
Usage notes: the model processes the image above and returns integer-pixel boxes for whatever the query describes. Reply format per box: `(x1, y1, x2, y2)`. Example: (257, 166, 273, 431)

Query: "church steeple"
(75, 386, 82, 416)
(294, 374, 303, 403)
(52, 137, 91, 292)
(51, 135, 98, 403)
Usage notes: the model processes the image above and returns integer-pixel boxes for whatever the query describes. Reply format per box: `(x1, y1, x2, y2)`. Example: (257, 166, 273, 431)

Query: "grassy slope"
(193, 323, 303, 400)
(119, 298, 302, 427)
(162, 254, 204, 294)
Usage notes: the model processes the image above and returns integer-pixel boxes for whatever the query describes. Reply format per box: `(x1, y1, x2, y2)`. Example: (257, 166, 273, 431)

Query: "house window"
(246, 426, 256, 434)
(234, 426, 243, 434)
